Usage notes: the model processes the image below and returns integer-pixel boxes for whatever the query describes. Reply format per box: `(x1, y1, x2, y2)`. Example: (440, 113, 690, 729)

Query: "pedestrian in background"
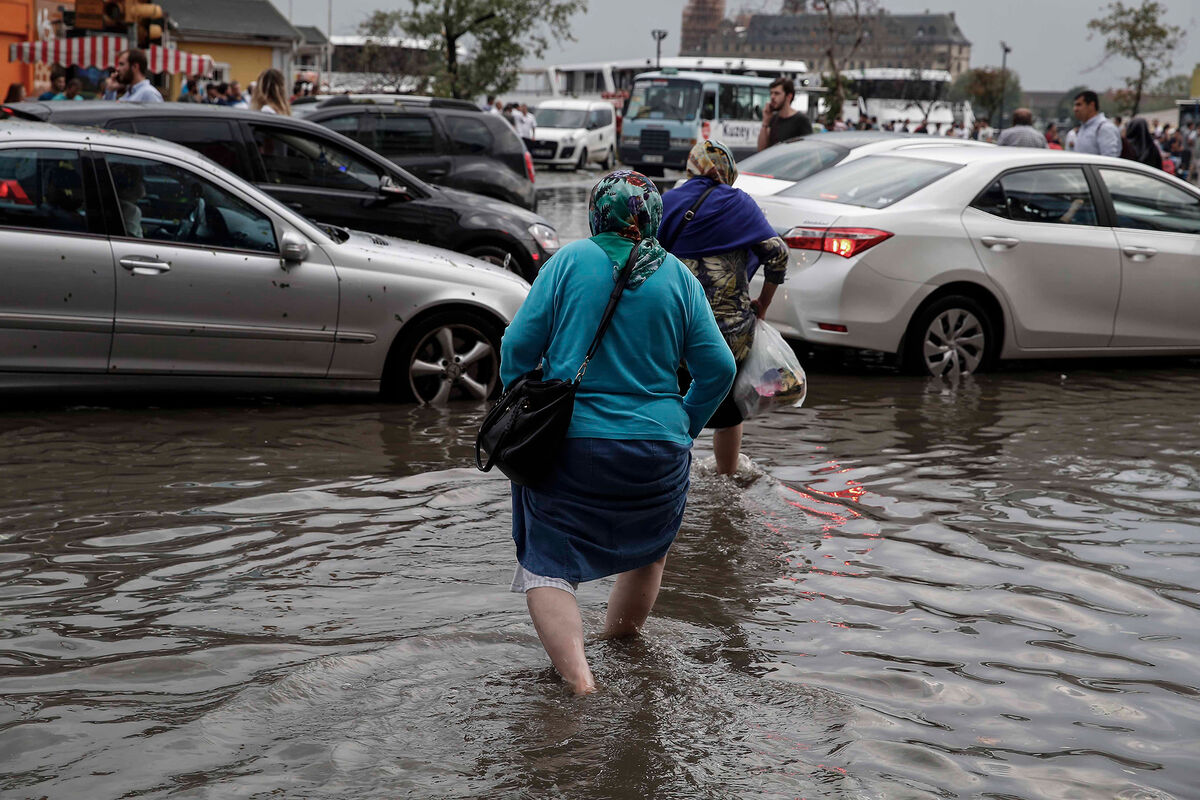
(38, 73, 65, 101)
(110, 49, 162, 103)
(997, 108, 1047, 148)
(757, 77, 812, 151)
(250, 68, 290, 115)
(1072, 90, 1119, 157)
(52, 79, 83, 101)
(1124, 118, 1163, 170)
(3, 83, 24, 103)
(660, 139, 789, 477)
(1044, 121, 1063, 149)
(500, 170, 735, 695)
(514, 102, 537, 150)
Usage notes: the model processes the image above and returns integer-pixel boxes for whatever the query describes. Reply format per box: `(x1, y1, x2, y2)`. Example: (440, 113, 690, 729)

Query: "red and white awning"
(7, 36, 214, 75)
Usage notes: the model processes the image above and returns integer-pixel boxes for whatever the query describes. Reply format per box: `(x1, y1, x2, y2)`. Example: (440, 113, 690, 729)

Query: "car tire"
(903, 294, 995, 377)
(466, 244, 526, 278)
(382, 310, 502, 405)
(576, 147, 588, 170)
(601, 146, 615, 169)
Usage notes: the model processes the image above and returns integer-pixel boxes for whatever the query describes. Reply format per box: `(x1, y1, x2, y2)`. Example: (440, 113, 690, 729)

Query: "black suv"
(3, 102, 557, 280)
(297, 95, 537, 211)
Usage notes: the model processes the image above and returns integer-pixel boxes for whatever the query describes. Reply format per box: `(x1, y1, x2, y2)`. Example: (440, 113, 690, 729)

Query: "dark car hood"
(430, 184, 547, 226)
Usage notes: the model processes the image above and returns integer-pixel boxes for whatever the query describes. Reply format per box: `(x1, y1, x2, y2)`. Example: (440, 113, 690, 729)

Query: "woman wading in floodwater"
(500, 171, 736, 694)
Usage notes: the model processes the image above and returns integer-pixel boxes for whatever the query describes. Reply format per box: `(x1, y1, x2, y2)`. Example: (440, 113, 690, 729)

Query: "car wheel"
(601, 146, 615, 169)
(383, 311, 501, 405)
(903, 295, 994, 377)
(576, 147, 588, 170)
(466, 244, 524, 277)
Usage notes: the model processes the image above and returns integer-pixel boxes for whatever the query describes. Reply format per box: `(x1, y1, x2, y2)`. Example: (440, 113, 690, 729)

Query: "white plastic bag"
(732, 320, 807, 419)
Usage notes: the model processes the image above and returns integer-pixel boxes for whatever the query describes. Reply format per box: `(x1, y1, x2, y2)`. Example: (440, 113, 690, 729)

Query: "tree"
(808, 0, 879, 122)
(1087, 0, 1186, 117)
(1153, 73, 1191, 97)
(361, 0, 587, 100)
(949, 68, 1021, 124)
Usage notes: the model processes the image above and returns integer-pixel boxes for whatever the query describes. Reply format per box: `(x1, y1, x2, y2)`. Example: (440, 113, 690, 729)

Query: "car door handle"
(1122, 245, 1157, 261)
(285, 202, 304, 210)
(425, 169, 447, 178)
(980, 236, 1020, 251)
(119, 256, 171, 276)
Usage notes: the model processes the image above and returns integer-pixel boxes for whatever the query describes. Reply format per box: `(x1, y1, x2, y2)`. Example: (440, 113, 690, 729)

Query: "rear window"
(738, 140, 848, 182)
(781, 155, 959, 209)
(478, 114, 526, 155)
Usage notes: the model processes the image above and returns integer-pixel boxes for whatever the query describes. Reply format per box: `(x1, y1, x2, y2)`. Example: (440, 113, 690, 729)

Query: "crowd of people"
(3, 49, 296, 117)
(482, 95, 537, 147)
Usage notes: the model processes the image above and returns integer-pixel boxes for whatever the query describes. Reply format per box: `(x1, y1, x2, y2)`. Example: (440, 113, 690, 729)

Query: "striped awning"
(7, 36, 214, 75)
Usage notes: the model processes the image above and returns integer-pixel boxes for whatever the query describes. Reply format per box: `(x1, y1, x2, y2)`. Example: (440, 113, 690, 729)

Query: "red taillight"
(783, 226, 892, 258)
(524, 151, 536, 184)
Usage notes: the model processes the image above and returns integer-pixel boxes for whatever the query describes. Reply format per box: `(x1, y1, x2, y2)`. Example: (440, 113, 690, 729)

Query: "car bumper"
(758, 253, 933, 355)
(530, 141, 579, 165)
(618, 146, 688, 171)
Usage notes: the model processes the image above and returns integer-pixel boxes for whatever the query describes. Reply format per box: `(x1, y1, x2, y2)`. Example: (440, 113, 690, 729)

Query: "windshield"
(738, 140, 849, 182)
(782, 155, 959, 209)
(625, 79, 702, 122)
(535, 108, 587, 128)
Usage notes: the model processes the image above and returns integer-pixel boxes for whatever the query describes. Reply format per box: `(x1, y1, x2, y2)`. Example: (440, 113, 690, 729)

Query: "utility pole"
(652, 29, 668, 70)
(997, 41, 1011, 132)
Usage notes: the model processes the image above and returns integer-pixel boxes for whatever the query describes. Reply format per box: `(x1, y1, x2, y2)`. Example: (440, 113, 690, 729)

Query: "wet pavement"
(1, 171, 1199, 799)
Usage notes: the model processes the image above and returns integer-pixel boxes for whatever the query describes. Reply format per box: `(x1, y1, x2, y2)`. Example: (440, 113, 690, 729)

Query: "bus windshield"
(626, 79, 702, 122)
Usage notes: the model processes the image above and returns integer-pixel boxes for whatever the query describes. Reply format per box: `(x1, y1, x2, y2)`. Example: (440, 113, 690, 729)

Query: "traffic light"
(100, 0, 126, 32)
(127, 3, 164, 48)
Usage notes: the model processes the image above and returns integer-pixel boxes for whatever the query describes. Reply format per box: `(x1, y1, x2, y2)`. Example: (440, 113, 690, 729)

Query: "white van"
(529, 99, 618, 169)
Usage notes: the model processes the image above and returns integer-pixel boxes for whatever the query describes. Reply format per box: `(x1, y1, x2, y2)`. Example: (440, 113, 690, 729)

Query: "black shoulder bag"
(474, 243, 638, 487)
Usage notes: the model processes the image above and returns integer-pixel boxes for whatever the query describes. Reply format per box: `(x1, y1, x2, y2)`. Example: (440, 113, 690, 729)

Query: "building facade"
(158, 0, 299, 85)
(683, 6, 971, 80)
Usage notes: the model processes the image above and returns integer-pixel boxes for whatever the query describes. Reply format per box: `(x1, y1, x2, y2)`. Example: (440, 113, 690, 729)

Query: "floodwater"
(3, 361, 1198, 799)
(2, 177, 1199, 798)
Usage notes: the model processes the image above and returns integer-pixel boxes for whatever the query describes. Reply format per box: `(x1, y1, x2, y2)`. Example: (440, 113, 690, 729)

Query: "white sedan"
(750, 146, 1200, 375)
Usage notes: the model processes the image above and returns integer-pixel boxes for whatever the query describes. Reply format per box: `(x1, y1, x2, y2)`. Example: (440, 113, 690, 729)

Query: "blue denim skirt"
(511, 437, 692, 583)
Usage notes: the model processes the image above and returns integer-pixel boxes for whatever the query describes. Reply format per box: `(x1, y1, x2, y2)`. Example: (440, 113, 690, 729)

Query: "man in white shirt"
(1072, 90, 1120, 157)
(113, 49, 163, 102)
(514, 102, 536, 147)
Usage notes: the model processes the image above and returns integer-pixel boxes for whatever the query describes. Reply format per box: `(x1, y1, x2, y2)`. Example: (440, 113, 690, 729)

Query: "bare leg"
(602, 555, 667, 638)
(713, 423, 744, 476)
(526, 586, 596, 694)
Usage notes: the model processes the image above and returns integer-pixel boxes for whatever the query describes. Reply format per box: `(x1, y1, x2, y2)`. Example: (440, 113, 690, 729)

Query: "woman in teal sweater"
(501, 171, 735, 694)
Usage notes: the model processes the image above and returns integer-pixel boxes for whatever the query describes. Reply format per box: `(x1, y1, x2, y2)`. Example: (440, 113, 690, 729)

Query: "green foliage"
(361, 0, 588, 100)
(949, 68, 1022, 123)
(1153, 73, 1191, 97)
(1087, 0, 1186, 116)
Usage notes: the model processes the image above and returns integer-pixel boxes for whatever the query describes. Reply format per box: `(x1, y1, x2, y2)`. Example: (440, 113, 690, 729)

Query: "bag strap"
(573, 241, 639, 384)
(474, 391, 522, 472)
(660, 182, 719, 252)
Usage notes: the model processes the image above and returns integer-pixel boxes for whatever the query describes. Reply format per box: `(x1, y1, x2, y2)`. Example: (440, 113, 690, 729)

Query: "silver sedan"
(0, 120, 529, 402)
(748, 146, 1200, 375)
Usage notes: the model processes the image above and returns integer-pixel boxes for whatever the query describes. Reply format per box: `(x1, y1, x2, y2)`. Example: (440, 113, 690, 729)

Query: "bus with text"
(618, 70, 810, 176)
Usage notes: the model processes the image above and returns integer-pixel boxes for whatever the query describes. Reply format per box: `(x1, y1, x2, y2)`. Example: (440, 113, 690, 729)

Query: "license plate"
(643, 154, 663, 163)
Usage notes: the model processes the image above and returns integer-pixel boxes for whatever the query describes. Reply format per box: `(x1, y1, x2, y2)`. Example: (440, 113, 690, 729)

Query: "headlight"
(529, 223, 560, 254)
(669, 137, 697, 149)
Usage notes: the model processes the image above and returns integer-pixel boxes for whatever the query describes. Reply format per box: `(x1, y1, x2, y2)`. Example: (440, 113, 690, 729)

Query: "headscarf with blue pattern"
(587, 169, 669, 289)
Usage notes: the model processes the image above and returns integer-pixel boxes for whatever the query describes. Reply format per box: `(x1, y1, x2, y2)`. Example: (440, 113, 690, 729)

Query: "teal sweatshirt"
(499, 236, 736, 445)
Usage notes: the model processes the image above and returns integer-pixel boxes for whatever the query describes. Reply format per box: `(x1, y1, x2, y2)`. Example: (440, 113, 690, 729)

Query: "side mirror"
(281, 231, 309, 263)
(379, 175, 410, 198)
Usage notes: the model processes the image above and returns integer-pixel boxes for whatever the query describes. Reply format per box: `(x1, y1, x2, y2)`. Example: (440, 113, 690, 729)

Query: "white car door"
(961, 166, 1121, 349)
(1096, 167, 1200, 347)
(0, 145, 114, 373)
(99, 151, 339, 377)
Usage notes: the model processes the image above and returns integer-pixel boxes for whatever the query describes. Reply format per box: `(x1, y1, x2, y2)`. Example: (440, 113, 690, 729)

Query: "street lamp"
(652, 29, 668, 70)
(997, 40, 1012, 132)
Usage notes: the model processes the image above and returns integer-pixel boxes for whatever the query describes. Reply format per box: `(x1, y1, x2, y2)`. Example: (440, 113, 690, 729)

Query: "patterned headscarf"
(685, 139, 738, 186)
(588, 169, 669, 289)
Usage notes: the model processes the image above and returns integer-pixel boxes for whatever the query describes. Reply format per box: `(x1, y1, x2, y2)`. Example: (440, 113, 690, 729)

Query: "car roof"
(795, 130, 935, 147)
(534, 99, 609, 110)
(0, 115, 211, 163)
(865, 145, 1140, 167)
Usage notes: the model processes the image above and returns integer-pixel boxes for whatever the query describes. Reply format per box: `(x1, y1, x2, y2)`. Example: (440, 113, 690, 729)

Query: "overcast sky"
(284, 0, 1199, 92)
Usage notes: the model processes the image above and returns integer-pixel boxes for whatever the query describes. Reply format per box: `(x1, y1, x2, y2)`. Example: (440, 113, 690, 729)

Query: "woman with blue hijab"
(500, 170, 736, 694)
(660, 139, 789, 475)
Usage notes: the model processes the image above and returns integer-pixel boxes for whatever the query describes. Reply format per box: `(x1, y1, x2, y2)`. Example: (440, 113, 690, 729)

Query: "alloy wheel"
(407, 323, 499, 404)
(921, 307, 985, 376)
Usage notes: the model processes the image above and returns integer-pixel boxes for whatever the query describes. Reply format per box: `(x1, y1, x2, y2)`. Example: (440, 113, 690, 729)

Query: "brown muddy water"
(2, 360, 1199, 800)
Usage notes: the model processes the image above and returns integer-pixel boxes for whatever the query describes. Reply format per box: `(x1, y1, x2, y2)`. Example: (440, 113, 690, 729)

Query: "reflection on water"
(1, 363, 1199, 799)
